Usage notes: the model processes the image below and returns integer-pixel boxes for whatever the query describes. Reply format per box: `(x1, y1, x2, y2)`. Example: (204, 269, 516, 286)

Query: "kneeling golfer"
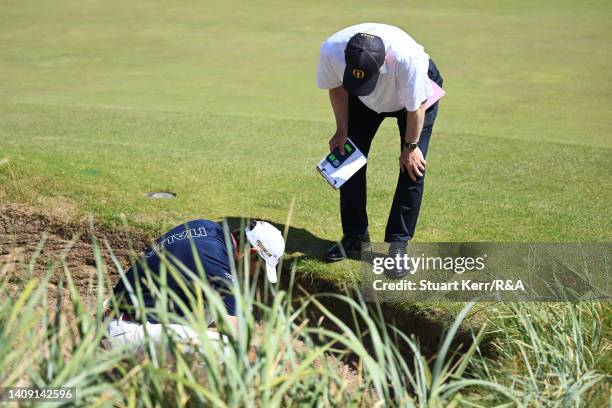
(104, 219, 285, 352)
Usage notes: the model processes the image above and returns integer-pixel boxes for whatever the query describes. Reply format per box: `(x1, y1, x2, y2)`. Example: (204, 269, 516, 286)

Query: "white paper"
(316, 138, 367, 189)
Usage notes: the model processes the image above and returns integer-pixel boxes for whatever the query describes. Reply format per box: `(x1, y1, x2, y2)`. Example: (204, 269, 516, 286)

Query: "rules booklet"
(316, 138, 367, 189)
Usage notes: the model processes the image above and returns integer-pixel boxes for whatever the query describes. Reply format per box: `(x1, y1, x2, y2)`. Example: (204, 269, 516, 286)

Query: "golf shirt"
(112, 219, 236, 321)
(317, 23, 433, 113)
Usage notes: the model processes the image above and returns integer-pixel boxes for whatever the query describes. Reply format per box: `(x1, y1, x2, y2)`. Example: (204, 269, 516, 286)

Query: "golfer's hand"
(329, 130, 348, 155)
(400, 147, 426, 181)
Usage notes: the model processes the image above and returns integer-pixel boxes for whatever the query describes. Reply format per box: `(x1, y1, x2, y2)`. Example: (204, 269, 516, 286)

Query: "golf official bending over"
(317, 23, 443, 277)
(105, 219, 285, 352)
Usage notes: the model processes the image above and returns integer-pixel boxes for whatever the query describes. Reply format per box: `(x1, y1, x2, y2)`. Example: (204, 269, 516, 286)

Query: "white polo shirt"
(317, 23, 433, 113)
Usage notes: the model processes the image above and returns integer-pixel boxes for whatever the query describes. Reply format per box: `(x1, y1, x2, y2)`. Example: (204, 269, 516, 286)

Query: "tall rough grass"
(0, 227, 608, 407)
(471, 302, 610, 407)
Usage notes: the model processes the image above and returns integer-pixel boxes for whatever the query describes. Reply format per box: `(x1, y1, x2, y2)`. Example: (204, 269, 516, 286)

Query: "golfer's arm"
(329, 86, 349, 134)
(404, 105, 426, 144)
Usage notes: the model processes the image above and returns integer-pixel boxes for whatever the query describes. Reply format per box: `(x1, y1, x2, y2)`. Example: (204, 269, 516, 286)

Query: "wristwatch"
(404, 142, 418, 150)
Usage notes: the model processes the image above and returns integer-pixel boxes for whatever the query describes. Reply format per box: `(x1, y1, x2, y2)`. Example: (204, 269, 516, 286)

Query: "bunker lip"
(145, 192, 176, 199)
(0, 203, 149, 289)
(0, 203, 363, 390)
(0, 203, 493, 372)
(0, 203, 150, 357)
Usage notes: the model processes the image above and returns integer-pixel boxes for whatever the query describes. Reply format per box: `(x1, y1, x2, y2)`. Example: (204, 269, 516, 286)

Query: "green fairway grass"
(1, 0, 611, 273)
(1, 2, 611, 403)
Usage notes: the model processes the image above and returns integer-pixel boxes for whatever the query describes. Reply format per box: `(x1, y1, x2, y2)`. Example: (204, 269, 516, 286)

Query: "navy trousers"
(340, 59, 443, 243)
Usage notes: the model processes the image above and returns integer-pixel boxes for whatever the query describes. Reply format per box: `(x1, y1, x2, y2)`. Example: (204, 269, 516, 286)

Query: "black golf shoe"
(324, 233, 371, 263)
(384, 242, 409, 279)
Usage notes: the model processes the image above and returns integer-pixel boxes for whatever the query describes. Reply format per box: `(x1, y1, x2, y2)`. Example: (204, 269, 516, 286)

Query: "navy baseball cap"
(343, 33, 385, 96)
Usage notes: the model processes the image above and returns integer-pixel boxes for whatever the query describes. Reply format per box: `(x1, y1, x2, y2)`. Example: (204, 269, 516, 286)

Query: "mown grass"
(1, 102, 610, 242)
(0, 0, 610, 147)
(1, 101, 610, 291)
(1, 0, 610, 247)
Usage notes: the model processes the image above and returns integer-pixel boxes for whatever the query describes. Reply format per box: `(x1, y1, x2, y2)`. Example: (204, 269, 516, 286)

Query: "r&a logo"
(352, 69, 365, 79)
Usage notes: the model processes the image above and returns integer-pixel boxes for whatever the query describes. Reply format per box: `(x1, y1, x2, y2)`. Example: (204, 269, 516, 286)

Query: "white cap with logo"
(245, 221, 285, 283)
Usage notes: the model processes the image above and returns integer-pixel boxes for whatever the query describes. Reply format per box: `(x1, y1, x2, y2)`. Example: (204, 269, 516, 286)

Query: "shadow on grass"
(224, 216, 335, 260)
(224, 216, 493, 365)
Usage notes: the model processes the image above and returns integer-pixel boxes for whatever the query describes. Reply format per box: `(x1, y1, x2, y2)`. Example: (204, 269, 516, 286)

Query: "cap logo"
(352, 69, 365, 79)
(255, 240, 272, 257)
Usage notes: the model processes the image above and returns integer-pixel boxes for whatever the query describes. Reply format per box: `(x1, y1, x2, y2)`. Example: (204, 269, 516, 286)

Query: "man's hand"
(329, 129, 348, 155)
(400, 146, 426, 181)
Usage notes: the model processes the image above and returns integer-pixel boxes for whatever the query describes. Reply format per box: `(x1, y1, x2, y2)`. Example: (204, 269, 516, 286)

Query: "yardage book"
(316, 80, 445, 189)
(316, 138, 367, 189)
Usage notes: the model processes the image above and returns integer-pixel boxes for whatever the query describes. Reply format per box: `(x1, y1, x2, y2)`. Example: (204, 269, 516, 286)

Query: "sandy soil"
(0, 203, 147, 303)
